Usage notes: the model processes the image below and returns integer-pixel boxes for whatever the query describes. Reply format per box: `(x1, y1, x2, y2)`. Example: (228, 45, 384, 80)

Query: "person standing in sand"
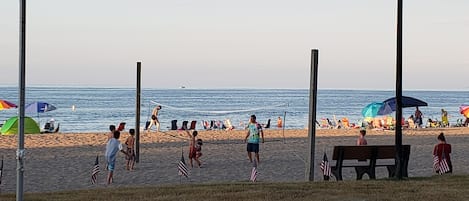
(356, 129, 367, 146)
(244, 115, 264, 164)
(105, 130, 123, 184)
(441, 109, 449, 127)
(185, 129, 202, 168)
(277, 116, 283, 128)
(414, 107, 423, 128)
(433, 132, 452, 173)
(147, 105, 162, 132)
(125, 128, 136, 171)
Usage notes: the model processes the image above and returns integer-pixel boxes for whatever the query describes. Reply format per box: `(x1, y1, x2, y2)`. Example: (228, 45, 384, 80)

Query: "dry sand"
(1, 127, 469, 193)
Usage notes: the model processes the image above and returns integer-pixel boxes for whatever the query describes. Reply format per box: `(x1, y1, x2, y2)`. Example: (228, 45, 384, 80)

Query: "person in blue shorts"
(105, 130, 123, 184)
(244, 115, 264, 163)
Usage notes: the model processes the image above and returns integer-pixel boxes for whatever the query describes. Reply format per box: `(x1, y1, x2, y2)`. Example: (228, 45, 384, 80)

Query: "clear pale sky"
(1, 0, 468, 89)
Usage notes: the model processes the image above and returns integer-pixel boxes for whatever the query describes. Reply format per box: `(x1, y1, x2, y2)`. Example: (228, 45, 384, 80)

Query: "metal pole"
(395, 0, 404, 179)
(306, 49, 319, 181)
(135, 62, 141, 163)
(282, 111, 286, 143)
(17, 0, 26, 200)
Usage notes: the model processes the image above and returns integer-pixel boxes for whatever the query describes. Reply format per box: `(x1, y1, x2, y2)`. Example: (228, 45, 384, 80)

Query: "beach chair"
(202, 120, 210, 130)
(264, 119, 271, 128)
(117, 122, 126, 131)
(180, 121, 188, 130)
(189, 120, 197, 130)
(171, 120, 178, 130)
(210, 120, 216, 129)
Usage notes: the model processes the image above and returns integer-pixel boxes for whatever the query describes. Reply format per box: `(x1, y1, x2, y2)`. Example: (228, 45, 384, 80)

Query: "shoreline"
(1, 127, 468, 149)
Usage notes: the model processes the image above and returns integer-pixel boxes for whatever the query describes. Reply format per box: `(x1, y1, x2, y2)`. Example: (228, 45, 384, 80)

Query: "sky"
(1, 0, 468, 90)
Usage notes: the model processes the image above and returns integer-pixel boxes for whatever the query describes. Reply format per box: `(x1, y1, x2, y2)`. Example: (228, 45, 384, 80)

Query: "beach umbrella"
(383, 96, 428, 111)
(25, 101, 57, 124)
(361, 102, 393, 118)
(459, 105, 469, 118)
(25, 101, 56, 113)
(0, 99, 17, 110)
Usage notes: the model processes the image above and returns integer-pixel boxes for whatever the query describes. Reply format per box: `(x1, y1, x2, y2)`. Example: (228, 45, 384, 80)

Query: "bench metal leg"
(355, 167, 376, 180)
(331, 167, 342, 181)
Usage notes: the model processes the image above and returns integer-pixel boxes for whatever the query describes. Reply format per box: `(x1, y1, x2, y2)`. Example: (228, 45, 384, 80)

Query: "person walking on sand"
(433, 132, 452, 173)
(147, 105, 162, 132)
(185, 129, 202, 168)
(125, 128, 136, 171)
(356, 129, 367, 146)
(105, 130, 124, 184)
(244, 115, 264, 164)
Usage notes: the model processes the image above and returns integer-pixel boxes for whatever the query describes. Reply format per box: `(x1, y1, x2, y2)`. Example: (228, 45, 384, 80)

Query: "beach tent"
(0, 116, 40, 135)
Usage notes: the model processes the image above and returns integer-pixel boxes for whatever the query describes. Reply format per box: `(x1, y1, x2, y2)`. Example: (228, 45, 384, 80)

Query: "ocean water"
(0, 87, 468, 133)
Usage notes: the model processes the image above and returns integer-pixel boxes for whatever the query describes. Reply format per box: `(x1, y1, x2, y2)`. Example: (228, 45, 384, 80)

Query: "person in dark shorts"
(125, 128, 136, 171)
(244, 115, 264, 163)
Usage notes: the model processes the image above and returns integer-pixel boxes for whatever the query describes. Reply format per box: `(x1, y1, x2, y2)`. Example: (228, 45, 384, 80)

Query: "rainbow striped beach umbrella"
(0, 99, 17, 110)
(459, 105, 469, 118)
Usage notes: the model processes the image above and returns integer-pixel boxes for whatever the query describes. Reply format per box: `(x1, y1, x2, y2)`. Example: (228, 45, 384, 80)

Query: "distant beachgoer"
(441, 109, 449, 127)
(414, 107, 423, 128)
(125, 128, 136, 171)
(357, 129, 367, 146)
(147, 105, 162, 132)
(465, 118, 469, 127)
(277, 116, 283, 128)
(407, 115, 415, 129)
(185, 129, 202, 168)
(224, 119, 234, 130)
(433, 132, 452, 174)
(105, 130, 124, 184)
(244, 115, 264, 163)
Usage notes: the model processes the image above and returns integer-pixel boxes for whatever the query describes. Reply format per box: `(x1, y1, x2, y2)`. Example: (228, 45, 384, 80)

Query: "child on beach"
(125, 128, 136, 171)
(105, 130, 123, 184)
(357, 129, 367, 146)
(185, 129, 202, 168)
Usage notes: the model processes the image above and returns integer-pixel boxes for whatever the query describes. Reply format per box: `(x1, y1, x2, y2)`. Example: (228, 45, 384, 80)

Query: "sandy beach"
(1, 127, 469, 193)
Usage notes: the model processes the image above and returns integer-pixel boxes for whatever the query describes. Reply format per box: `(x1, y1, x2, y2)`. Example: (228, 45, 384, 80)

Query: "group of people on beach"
(183, 114, 265, 168)
(102, 112, 266, 184)
(105, 124, 136, 184)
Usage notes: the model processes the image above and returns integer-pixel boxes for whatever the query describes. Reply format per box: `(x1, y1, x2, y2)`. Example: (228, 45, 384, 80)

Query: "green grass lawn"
(2, 175, 469, 201)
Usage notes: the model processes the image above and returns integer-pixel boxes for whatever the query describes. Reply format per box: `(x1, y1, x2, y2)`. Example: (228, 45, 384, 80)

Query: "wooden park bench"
(331, 145, 411, 180)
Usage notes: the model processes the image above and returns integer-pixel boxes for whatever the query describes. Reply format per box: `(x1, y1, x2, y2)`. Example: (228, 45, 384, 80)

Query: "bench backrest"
(332, 146, 375, 161)
(332, 145, 411, 161)
(375, 145, 411, 159)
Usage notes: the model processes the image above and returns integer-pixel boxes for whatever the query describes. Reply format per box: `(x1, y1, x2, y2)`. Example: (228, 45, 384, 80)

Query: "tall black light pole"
(17, 0, 27, 200)
(395, 0, 404, 179)
(306, 49, 319, 181)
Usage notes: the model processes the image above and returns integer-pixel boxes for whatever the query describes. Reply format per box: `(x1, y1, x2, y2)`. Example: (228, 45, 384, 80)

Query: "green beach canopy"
(1, 116, 40, 135)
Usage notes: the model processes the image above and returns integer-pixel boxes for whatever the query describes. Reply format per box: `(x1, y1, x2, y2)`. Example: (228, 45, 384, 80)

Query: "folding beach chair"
(171, 120, 178, 130)
(189, 121, 197, 130)
(180, 121, 188, 130)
